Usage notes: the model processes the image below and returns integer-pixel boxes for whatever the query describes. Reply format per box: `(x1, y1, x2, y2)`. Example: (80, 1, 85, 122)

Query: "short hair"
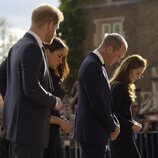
(31, 4, 64, 25)
(101, 33, 128, 51)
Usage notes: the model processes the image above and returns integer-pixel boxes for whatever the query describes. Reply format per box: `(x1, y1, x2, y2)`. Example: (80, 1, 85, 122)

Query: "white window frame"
(112, 22, 123, 34)
(101, 23, 111, 38)
(94, 17, 124, 47)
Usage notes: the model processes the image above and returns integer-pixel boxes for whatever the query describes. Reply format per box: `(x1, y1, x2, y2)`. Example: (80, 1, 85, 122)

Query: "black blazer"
(0, 33, 57, 147)
(74, 52, 116, 145)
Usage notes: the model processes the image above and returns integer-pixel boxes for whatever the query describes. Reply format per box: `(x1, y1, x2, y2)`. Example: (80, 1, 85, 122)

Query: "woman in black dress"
(109, 54, 147, 158)
(43, 37, 71, 158)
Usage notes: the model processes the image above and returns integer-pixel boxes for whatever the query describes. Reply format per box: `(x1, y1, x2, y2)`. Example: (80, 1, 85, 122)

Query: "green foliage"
(58, 0, 85, 92)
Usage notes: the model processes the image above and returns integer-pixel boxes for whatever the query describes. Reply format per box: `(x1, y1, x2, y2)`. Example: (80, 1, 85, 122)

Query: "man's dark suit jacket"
(0, 33, 56, 148)
(74, 52, 116, 145)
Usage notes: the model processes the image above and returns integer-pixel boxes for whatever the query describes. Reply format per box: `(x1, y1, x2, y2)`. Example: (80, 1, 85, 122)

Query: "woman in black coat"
(109, 54, 147, 158)
(43, 37, 71, 158)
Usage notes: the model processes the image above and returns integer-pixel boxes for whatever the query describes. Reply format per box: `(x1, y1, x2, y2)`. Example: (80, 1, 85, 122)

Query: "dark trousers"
(0, 139, 10, 158)
(43, 125, 63, 158)
(80, 142, 106, 158)
(10, 142, 44, 158)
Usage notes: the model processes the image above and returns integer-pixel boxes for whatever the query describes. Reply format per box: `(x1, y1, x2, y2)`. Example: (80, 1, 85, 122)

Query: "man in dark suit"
(0, 4, 64, 158)
(74, 33, 128, 158)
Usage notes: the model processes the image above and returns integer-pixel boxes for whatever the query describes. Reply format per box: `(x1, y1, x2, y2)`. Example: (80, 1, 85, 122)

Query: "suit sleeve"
(83, 63, 116, 135)
(0, 58, 7, 99)
(111, 83, 133, 129)
(21, 44, 56, 107)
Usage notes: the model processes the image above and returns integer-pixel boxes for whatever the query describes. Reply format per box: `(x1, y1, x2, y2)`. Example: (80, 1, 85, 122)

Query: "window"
(101, 23, 111, 37)
(101, 21, 123, 38)
(113, 22, 122, 33)
(94, 17, 124, 46)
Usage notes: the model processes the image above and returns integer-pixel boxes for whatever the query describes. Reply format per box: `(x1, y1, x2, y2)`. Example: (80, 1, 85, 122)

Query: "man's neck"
(29, 26, 45, 42)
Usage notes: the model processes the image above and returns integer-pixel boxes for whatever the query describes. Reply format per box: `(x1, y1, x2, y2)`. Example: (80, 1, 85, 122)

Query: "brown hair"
(110, 54, 147, 101)
(43, 37, 70, 80)
(31, 4, 64, 26)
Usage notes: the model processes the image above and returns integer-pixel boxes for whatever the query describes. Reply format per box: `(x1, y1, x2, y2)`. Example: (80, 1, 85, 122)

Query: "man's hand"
(54, 97, 63, 111)
(109, 124, 120, 141)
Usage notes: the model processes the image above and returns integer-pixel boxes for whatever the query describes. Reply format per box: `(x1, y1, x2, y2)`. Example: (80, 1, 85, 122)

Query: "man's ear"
(47, 21, 53, 30)
(45, 20, 54, 31)
(107, 45, 113, 53)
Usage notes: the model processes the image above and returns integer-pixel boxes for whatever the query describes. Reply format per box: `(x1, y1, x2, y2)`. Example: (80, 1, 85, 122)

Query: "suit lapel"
(41, 46, 54, 93)
(23, 33, 54, 93)
(89, 52, 112, 103)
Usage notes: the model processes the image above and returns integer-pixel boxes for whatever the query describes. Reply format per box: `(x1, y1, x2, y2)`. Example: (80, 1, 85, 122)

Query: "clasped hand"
(132, 120, 142, 132)
(54, 97, 63, 110)
(109, 124, 120, 141)
(60, 118, 72, 134)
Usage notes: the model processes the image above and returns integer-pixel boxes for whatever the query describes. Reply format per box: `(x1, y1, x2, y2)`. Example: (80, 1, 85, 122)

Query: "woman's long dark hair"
(43, 37, 70, 80)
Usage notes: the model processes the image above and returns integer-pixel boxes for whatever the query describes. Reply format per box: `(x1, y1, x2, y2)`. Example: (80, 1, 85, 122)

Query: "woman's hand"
(50, 115, 71, 134)
(59, 118, 72, 134)
(132, 120, 142, 132)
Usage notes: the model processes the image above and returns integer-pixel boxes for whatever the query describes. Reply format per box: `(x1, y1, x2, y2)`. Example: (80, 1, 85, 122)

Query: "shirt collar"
(27, 30, 43, 48)
(93, 49, 104, 65)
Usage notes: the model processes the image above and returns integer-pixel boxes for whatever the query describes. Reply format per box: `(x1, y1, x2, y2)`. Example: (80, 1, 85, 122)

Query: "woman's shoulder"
(111, 81, 124, 88)
(111, 81, 126, 92)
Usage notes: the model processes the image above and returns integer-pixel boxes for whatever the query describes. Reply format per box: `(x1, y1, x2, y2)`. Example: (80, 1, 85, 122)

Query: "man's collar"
(93, 49, 104, 65)
(27, 30, 43, 48)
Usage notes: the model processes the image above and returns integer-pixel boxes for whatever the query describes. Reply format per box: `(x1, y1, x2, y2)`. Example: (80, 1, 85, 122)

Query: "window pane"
(112, 22, 122, 33)
(101, 23, 111, 38)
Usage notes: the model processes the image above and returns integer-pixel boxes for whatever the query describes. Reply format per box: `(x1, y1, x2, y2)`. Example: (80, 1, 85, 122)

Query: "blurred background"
(0, 0, 158, 158)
